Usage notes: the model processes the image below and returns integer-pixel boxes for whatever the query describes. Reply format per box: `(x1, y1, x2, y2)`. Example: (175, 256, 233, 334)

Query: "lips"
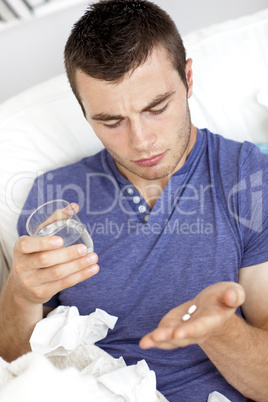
(134, 151, 167, 167)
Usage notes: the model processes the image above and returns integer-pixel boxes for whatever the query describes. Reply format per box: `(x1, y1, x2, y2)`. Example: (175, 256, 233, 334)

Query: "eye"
(150, 103, 168, 115)
(104, 121, 121, 129)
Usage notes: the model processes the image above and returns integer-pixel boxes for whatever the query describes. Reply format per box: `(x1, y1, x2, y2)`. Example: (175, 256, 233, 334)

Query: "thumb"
(223, 283, 246, 308)
(70, 202, 79, 214)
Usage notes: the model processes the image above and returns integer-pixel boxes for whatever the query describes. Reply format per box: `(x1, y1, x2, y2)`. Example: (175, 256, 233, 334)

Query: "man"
(0, 0, 267, 400)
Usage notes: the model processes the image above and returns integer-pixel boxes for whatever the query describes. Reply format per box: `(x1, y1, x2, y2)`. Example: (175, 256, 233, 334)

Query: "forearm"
(0, 276, 43, 362)
(201, 314, 268, 401)
(0, 232, 99, 362)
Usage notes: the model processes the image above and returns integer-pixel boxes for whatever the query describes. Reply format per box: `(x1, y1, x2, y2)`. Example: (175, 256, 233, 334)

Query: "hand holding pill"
(140, 282, 245, 350)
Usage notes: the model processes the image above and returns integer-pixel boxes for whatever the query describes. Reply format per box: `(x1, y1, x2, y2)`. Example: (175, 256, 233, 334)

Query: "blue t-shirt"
(18, 128, 268, 401)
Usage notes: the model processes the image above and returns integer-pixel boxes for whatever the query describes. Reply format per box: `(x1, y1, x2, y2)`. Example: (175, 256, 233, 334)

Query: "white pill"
(188, 304, 197, 315)
(182, 313, 191, 321)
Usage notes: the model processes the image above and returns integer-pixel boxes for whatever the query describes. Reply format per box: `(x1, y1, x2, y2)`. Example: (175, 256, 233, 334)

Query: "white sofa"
(0, 7, 268, 291)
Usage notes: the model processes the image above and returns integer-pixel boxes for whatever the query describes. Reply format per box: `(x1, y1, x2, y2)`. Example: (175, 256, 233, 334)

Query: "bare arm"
(0, 235, 99, 362)
(201, 262, 268, 400)
(140, 262, 268, 401)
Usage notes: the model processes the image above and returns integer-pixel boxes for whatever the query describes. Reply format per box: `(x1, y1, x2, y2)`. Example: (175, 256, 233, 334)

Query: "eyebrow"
(91, 90, 175, 122)
(143, 91, 175, 111)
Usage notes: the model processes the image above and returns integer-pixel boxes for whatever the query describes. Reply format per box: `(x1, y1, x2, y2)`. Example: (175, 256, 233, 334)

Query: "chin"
(136, 166, 175, 181)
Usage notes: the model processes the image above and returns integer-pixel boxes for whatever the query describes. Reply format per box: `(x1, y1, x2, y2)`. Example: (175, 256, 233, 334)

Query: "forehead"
(75, 47, 181, 116)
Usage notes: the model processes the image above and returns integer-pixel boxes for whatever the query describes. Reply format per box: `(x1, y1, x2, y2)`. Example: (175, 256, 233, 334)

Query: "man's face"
(76, 46, 195, 186)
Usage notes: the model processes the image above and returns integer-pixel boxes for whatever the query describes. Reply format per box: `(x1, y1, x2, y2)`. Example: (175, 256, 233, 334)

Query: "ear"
(185, 58, 193, 99)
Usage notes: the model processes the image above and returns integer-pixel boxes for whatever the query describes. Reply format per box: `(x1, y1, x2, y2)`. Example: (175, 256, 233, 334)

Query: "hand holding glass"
(26, 199, 94, 252)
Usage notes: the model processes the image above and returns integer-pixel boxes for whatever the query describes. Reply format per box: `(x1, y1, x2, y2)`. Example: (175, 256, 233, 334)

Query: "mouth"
(134, 151, 167, 167)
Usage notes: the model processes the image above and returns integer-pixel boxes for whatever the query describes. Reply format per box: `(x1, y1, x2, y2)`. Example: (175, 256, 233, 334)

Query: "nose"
(129, 118, 156, 151)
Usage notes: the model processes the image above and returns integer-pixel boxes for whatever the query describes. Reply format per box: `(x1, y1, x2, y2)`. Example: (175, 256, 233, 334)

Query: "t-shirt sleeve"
(17, 177, 44, 237)
(238, 144, 268, 268)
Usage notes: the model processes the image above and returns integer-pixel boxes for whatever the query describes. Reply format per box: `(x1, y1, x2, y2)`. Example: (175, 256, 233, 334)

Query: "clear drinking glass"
(26, 199, 94, 253)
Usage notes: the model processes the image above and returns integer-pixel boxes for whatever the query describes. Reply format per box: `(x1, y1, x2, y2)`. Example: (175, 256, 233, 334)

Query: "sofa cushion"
(0, 75, 103, 265)
(185, 8, 268, 144)
(0, 8, 267, 269)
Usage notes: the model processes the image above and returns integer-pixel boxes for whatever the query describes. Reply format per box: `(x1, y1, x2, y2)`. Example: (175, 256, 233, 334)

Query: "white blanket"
(0, 307, 230, 401)
(0, 344, 168, 402)
(0, 307, 167, 402)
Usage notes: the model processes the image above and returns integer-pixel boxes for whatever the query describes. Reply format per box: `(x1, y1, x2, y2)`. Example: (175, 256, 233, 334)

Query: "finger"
(143, 338, 191, 349)
(140, 327, 175, 348)
(141, 316, 218, 350)
(37, 264, 100, 300)
(140, 326, 192, 349)
(26, 263, 99, 304)
(15, 235, 64, 255)
(222, 285, 246, 308)
(35, 204, 78, 235)
(58, 263, 99, 290)
(140, 338, 178, 350)
(147, 309, 224, 346)
(173, 316, 215, 341)
(36, 253, 98, 283)
(70, 203, 79, 214)
(139, 334, 159, 349)
(26, 244, 96, 270)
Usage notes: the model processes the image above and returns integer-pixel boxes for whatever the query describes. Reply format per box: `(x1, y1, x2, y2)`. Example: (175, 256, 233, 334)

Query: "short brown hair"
(64, 0, 187, 107)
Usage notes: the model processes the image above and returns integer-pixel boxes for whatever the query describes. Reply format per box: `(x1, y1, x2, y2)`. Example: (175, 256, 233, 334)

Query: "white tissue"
(98, 360, 157, 402)
(81, 355, 126, 377)
(30, 306, 118, 356)
(208, 391, 231, 402)
(0, 306, 167, 401)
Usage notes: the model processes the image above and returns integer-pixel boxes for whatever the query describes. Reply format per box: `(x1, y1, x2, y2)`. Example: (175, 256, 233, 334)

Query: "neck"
(137, 176, 169, 209)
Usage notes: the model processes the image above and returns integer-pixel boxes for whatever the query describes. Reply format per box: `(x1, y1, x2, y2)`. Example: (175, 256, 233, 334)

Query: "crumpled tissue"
(0, 306, 232, 402)
(98, 359, 158, 401)
(208, 391, 231, 402)
(22, 306, 166, 402)
(30, 306, 117, 356)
